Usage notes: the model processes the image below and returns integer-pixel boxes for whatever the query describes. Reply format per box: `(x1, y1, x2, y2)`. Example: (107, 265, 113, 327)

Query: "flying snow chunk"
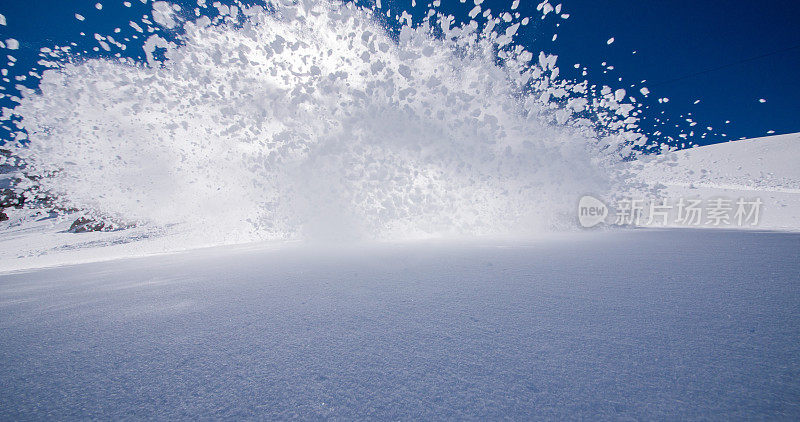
(468, 5, 481, 19)
(96, 3, 103, 10)
(505, 23, 521, 37)
(767, 130, 775, 134)
(759, 98, 767, 103)
(5, 39, 18, 50)
(75, 13, 85, 21)
(607, 37, 615, 45)
(142, 34, 170, 65)
(152, 1, 178, 29)
(0, 14, 6, 26)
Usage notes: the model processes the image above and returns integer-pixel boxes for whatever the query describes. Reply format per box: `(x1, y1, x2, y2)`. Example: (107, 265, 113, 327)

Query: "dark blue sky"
(0, 0, 798, 148)
(543, 0, 800, 145)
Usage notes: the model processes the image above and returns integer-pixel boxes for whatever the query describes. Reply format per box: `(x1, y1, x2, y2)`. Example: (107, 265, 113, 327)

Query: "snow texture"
(1, 230, 798, 419)
(635, 132, 800, 230)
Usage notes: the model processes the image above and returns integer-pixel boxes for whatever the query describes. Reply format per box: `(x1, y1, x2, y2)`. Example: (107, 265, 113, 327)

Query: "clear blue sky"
(0, 0, 798, 148)
(536, 0, 800, 145)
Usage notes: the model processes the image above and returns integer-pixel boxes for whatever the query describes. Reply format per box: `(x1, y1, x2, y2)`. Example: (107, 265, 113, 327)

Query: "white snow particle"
(5, 39, 19, 50)
(96, 3, 103, 10)
(75, 13, 85, 21)
(0, 14, 6, 26)
(758, 98, 766, 103)
(152, 1, 178, 28)
(606, 37, 615, 45)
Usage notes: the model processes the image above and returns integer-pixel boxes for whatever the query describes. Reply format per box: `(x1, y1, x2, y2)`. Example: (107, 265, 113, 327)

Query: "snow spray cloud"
(7, 0, 650, 242)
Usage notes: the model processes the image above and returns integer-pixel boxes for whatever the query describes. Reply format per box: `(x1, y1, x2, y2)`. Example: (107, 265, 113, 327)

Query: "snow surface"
(635, 132, 800, 230)
(1, 230, 798, 419)
(0, 1, 797, 417)
(1, 134, 798, 417)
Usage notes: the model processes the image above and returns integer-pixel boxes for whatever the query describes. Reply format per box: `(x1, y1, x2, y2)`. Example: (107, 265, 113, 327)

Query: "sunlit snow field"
(1, 133, 800, 418)
(1, 229, 799, 419)
(1, 0, 799, 419)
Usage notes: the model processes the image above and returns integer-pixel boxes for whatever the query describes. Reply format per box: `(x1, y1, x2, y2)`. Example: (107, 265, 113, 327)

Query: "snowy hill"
(632, 132, 800, 230)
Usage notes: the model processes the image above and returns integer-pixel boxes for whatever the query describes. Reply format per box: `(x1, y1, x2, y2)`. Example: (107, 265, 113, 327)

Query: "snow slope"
(1, 230, 799, 419)
(633, 132, 800, 230)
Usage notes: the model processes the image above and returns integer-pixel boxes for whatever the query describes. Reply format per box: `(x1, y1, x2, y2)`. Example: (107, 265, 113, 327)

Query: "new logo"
(578, 195, 608, 228)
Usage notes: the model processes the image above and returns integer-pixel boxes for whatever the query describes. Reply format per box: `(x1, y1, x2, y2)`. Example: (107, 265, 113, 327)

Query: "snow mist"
(9, 0, 648, 243)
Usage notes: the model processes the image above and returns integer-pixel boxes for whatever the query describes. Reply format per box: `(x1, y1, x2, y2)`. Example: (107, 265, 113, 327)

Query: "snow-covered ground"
(1, 230, 798, 419)
(1, 0, 796, 416)
(1, 134, 799, 418)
